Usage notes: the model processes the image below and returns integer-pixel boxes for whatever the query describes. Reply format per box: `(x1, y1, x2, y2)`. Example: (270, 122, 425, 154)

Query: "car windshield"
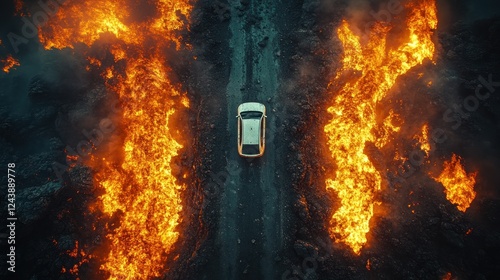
(242, 144, 260, 155)
(240, 111, 262, 119)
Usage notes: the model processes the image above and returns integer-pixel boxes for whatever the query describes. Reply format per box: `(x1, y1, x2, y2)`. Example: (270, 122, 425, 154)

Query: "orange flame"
(38, 0, 192, 279)
(433, 154, 477, 212)
(417, 123, 431, 156)
(324, 0, 437, 254)
(1, 56, 20, 73)
(38, 0, 190, 49)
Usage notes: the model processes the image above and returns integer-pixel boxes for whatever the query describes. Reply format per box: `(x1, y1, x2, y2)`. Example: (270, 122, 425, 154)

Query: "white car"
(237, 102, 266, 157)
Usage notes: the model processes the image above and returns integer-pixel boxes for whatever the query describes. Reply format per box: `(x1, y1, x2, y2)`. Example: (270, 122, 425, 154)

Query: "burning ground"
(1, 0, 200, 279)
(283, 0, 500, 279)
(1, 0, 500, 279)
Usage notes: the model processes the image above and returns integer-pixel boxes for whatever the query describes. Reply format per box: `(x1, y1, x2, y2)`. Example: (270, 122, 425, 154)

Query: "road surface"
(217, 0, 283, 279)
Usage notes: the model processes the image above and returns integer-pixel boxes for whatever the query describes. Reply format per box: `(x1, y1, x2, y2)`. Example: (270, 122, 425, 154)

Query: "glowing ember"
(418, 123, 431, 156)
(376, 110, 401, 148)
(14, 0, 26, 16)
(324, 0, 437, 254)
(1, 55, 20, 73)
(442, 272, 453, 280)
(39, 0, 192, 279)
(433, 154, 477, 212)
(60, 240, 93, 278)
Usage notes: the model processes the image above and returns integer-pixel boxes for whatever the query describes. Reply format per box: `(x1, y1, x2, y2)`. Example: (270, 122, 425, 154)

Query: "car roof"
(242, 119, 260, 145)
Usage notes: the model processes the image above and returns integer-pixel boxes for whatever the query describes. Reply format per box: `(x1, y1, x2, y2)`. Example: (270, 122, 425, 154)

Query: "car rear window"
(240, 111, 262, 119)
(242, 144, 260, 155)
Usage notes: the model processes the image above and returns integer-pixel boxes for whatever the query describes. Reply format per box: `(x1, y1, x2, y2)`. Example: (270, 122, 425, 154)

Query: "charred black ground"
(1, 0, 500, 280)
(280, 1, 500, 279)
